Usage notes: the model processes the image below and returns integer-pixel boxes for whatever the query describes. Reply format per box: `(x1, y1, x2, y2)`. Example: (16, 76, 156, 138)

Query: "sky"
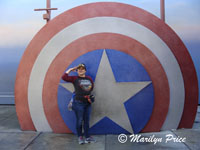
(0, 0, 200, 49)
(0, 0, 200, 101)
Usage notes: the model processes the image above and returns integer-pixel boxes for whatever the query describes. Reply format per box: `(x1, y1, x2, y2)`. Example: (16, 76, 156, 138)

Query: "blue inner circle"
(57, 49, 154, 134)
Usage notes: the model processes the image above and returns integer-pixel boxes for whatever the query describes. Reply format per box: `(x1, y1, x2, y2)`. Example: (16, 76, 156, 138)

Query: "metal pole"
(46, 0, 51, 22)
(160, 0, 165, 22)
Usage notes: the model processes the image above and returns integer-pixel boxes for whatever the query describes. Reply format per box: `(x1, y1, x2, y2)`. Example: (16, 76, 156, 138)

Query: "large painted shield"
(15, 2, 198, 133)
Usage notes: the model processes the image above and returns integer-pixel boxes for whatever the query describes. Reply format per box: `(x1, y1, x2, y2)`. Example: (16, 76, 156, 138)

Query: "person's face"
(77, 67, 86, 76)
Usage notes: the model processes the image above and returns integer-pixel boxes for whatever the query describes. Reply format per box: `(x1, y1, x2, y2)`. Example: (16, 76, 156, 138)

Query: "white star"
(60, 50, 151, 133)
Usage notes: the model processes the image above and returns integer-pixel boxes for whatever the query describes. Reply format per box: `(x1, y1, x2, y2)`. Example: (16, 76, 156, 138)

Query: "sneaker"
(78, 136, 84, 145)
(85, 136, 96, 143)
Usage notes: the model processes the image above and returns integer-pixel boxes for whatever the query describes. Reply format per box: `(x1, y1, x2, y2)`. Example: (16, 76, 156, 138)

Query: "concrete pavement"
(0, 105, 199, 150)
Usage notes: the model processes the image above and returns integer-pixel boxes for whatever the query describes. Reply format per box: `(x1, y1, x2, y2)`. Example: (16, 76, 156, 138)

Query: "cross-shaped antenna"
(34, 0, 58, 23)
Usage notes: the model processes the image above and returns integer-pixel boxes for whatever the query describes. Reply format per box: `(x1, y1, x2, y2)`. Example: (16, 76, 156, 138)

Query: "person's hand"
(66, 67, 77, 74)
(84, 95, 92, 104)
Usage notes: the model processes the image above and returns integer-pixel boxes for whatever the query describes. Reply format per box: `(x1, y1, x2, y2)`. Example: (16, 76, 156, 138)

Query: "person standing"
(62, 63, 96, 144)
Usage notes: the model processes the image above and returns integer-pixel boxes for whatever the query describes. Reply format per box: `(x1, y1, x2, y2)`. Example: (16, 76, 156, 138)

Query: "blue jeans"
(72, 100, 91, 138)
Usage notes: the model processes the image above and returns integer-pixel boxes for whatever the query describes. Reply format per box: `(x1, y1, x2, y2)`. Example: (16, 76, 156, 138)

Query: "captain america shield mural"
(15, 2, 198, 133)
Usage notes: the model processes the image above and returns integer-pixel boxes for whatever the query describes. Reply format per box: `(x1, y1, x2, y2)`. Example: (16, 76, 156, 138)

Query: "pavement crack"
(171, 130, 192, 150)
(23, 132, 42, 150)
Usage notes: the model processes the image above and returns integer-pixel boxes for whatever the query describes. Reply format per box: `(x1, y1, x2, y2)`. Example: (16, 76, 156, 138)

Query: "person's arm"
(88, 76, 94, 91)
(62, 67, 77, 82)
(91, 79, 94, 91)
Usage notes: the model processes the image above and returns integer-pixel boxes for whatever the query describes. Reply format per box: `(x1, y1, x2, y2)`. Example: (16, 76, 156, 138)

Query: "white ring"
(28, 17, 185, 131)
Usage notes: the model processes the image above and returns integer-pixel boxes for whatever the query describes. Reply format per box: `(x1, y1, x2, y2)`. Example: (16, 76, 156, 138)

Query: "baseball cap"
(77, 63, 86, 70)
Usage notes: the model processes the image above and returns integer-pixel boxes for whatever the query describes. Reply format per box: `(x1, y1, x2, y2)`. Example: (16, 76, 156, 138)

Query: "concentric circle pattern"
(15, 2, 198, 133)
